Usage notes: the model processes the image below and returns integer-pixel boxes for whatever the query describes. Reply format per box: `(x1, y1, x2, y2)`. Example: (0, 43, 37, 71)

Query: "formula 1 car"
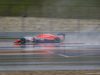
(14, 34, 65, 44)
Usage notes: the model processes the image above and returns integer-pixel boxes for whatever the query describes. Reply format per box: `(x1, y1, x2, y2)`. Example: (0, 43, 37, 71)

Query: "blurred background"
(0, 0, 100, 31)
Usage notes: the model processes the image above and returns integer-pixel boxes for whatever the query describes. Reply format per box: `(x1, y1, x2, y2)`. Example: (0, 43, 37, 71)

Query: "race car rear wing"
(57, 33, 65, 39)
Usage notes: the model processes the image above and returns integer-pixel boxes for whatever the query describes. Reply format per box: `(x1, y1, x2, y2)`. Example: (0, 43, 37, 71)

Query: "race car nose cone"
(14, 40, 19, 43)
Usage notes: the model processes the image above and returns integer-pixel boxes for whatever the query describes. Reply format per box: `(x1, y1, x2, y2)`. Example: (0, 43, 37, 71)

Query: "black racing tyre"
(54, 37, 60, 43)
(20, 38, 26, 44)
(33, 38, 36, 43)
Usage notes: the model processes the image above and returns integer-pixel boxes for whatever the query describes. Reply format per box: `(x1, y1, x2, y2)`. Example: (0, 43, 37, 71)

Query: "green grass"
(0, 0, 15, 4)
(0, 0, 100, 19)
(0, 38, 18, 40)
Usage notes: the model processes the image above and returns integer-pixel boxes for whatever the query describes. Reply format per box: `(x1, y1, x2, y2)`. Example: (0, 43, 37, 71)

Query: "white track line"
(57, 54, 69, 57)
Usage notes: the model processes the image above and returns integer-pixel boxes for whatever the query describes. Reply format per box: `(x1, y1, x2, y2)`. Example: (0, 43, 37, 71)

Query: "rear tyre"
(54, 37, 60, 43)
(20, 38, 26, 44)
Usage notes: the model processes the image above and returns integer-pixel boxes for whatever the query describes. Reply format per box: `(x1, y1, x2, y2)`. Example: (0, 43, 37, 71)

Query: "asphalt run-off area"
(0, 40, 100, 71)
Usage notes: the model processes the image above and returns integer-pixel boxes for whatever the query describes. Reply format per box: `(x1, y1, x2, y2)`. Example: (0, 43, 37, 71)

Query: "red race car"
(14, 33, 65, 44)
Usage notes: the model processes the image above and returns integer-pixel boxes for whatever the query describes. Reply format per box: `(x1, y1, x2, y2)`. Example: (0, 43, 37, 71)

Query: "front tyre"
(54, 37, 60, 43)
(20, 38, 26, 44)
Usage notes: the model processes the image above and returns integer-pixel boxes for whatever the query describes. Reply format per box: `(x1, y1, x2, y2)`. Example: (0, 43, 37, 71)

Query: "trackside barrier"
(0, 31, 100, 38)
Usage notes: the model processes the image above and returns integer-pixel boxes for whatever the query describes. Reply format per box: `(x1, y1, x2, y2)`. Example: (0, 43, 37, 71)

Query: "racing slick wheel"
(33, 38, 36, 43)
(54, 37, 60, 43)
(20, 38, 26, 44)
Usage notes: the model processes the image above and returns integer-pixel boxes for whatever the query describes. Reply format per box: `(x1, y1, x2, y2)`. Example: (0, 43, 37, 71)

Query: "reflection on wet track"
(0, 41, 100, 70)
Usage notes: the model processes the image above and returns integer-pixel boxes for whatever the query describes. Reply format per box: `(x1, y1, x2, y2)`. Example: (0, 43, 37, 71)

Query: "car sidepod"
(34, 38, 54, 43)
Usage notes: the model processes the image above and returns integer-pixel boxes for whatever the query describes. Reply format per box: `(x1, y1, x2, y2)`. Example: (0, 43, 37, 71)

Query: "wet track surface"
(0, 40, 100, 71)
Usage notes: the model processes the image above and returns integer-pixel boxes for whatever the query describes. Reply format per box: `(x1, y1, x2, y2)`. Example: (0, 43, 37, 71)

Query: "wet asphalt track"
(0, 40, 100, 71)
